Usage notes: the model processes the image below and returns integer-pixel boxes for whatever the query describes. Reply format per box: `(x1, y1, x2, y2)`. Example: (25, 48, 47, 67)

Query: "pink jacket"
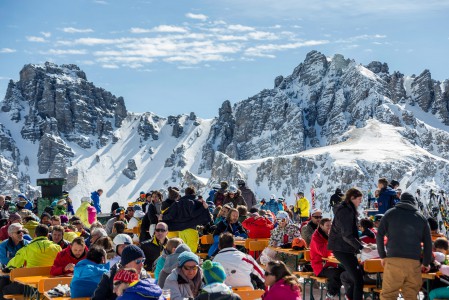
(262, 279, 302, 300)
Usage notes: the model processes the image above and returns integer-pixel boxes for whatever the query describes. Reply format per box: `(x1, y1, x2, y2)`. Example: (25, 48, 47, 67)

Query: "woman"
(208, 208, 247, 257)
(328, 188, 369, 300)
(269, 211, 301, 247)
(310, 218, 343, 299)
(113, 268, 164, 300)
(222, 185, 246, 208)
(262, 260, 301, 300)
(164, 251, 203, 300)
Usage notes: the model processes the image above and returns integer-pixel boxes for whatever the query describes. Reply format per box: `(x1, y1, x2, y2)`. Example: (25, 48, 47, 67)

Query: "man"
(213, 232, 264, 289)
(105, 207, 126, 235)
(140, 222, 169, 271)
(0, 224, 29, 265)
(16, 194, 33, 210)
(329, 188, 343, 209)
(0, 224, 30, 299)
(87, 228, 108, 247)
(376, 178, 397, 214)
(91, 188, 103, 214)
(0, 195, 9, 221)
(50, 225, 69, 249)
(301, 208, 322, 246)
(92, 244, 149, 300)
(72, 220, 90, 239)
(50, 237, 88, 276)
(294, 191, 310, 222)
(376, 192, 432, 300)
(373, 214, 383, 230)
(7, 224, 61, 268)
(237, 179, 257, 210)
(127, 204, 144, 230)
(0, 213, 21, 241)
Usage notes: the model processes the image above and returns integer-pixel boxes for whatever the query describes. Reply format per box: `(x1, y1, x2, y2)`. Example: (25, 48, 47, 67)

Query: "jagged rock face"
(138, 114, 159, 141)
(49, 153, 68, 178)
(411, 70, 434, 113)
(38, 133, 74, 173)
(128, 159, 137, 171)
(2, 62, 127, 146)
(122, 168, 136, 180)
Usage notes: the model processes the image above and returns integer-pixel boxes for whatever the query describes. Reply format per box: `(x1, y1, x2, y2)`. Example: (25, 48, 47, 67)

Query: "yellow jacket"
(76, 202, 92, 228)
(7, 236, 62, 268)
(294, 197, 310, 217)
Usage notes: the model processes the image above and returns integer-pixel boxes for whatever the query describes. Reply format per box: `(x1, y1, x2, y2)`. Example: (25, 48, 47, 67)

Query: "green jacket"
(7, 236, 62, 268)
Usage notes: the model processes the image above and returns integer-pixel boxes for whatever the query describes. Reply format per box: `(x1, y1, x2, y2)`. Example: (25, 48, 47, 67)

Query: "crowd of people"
(0, 177, 447, 300)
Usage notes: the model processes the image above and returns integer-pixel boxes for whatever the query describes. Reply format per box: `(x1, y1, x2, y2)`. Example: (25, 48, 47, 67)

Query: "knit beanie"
(120, 245, 145, 266)
(113, 269, 139, 283)
(202, 260, 226, 285)
(400, 192, 416, 204)
(177, 251, 199, 267)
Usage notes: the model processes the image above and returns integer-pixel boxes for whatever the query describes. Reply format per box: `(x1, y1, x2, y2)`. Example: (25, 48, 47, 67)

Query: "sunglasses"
(182, 265, 199, 271)
(313, 216, 322, 219)
(264, 271, 273, 276)
(155, 228, 167, 232)
(135, 258, 145, 264)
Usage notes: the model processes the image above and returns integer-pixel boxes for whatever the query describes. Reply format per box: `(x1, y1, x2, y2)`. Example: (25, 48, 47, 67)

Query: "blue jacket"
(91, 191, 102, 213)
(0, 238, 29, 265)
(377, 187, 397, 214)
(117, 279, 164, 300)
(70, 259, 109, 298)
(261, 199, 283, 215)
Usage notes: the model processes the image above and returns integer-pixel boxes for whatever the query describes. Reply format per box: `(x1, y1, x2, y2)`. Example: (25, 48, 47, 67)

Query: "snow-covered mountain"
(1, 51, 449, 211)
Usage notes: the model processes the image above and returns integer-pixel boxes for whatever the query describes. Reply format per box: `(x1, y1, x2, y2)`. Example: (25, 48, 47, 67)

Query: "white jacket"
(213, 247, 264, 289)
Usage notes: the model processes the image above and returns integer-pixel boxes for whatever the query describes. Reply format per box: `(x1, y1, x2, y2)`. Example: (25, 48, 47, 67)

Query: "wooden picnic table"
(234, 239, 246, 246)
(268, 246, 306, 256)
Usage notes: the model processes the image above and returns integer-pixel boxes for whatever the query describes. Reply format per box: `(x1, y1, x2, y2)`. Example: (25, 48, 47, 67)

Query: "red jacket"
(0, 225, 9, 241)
(262, 279, 302, 300)
(309, 229, 338, 276)
(242, 216, 274, 238)
(50, 244, 88, 276)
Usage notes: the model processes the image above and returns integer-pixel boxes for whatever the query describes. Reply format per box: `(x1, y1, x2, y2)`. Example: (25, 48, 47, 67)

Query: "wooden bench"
(233, 289, 264, 300)
(5, 266, 53, 300)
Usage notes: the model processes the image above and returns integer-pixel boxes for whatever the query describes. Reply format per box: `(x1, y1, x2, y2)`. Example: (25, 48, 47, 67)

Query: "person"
(294, 192, 310, 222)
(194, 260, 241, 300)
(92, 244, 149, 300)
(222, 185, 246, 208)
(359, 218, 376, 244)
(110, 221, 126, 240)
(71, 246, 109, 298)
(50, 237, 88, 276)
(262, 260, 302, 300)
(208, 208, 247, 257)
(140, 222, 169, 271)
(372, 214, 383, 230)
(0, 213, 22, 241)
(153, 238, 184, 282)
(16, 194, 33, 210)
(113, 268, 164, 300)
(164, 251, 203, 300)
(0, 195, 9, 222)
(162, 186, 212, 252)
(213, 181, 229, 208)
(158, 243, 192, 288)
(72, 220, 90, 239)
(91, 189, 103, 214)
(76, 196, 95, 227)
(53, 199, 67, 216)
(376, 192, 432, 300)
(214, 204, 231, 225)
(237, 205, 248, 223)
(261, 195, 283, 216)
(329, 188, 343, 208)
(126, 204, 145, 230)
(376, 178, 397, 214)
(242, 211, 274, 239)
(50, 225, 69, 249)
(237, 179, 257, 210)
(110, 233, 133, 267)
(105, 207, 127, 235)
(87, 227, 108, 247)
(428, 217, 445, 241)
(310, 218, 343, 300)
(301, 208, 322, 247)
(328, 188, 370, 300)
(22, 215, 39, 237)
(7, 224, 62, 269)
(0, 224, 29, 265)
(140, 192, 162, 241)
(40, 212, 51, 226)
(269, 211, 302, 247)
(213, 233, 265, 289)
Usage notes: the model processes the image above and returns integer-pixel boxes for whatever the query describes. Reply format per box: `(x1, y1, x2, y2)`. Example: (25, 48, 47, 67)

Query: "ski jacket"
(309, 228, 337, 276)
(328, 201, 362, 254)
(0, 238, 29, 265)
(239, 187, 257, 210)
(71, 259, 109, 298)
(242, 216, 274, 238)
(7, 236, 62, 268)
(261, 278, 301, 300)
(50, 244, 88, 276)
(294, 197, 310, 217)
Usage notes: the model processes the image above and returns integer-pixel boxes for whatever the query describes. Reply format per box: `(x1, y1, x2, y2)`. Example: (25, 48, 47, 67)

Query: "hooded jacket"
(76, 201, 93, 228)
(376, 193, 432, 266)
(70, 259, 109, 298)
(309, 228, 338, 276)
(91, 191, 102, 213)
(7, 236, 62, 268)
(239, 186, 257, 210)
(294, 197, 310, 217)
(261, 199, 283, 216)
(50, 244, 88, 276)
(262, 278, 301, 300)
(164, 266, 203, 300)
(328, 201, 362, 254)
(377, 186, 397, 214)
(0, 238, 29, 265)
(117, 278, 164, 300)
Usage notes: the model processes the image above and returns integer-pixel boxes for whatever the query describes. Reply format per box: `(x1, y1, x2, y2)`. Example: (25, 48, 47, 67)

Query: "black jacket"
(376, 201, 432, 266)
(139, 203, 159, 242)
(140, 236, 168, 271)
(213, 219, 247, 237)
(162, 195, 213, 231)
(329, 193, 343, 208)
(328, 201, 363, 253)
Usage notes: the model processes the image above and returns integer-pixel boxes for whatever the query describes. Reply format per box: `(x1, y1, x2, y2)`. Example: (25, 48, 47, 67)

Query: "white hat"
(228, 185, 238, 193)
(270, 194, 276, 199)
(276, 211, 290, 220)
(113, 234, 133, 250)
(311, 208, 322, 216)
(81, 196, 91, 203)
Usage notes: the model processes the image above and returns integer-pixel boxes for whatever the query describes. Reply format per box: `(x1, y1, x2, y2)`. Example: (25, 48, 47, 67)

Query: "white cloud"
(41, 32, 51, 38)
(130, 27, 151, 34)
(26, 36, 46, 42)
(186, 13, 208, 21)
(247, 31, 278, 40)
(245, 40, 329, 57)
(63, 27, 94, 33)
(228, 24, 255, 32)
(0, 48, 16, 53)
(152, 25, 188, 33)
(43, 49, 88, 55)
(102, 64, 119, 69)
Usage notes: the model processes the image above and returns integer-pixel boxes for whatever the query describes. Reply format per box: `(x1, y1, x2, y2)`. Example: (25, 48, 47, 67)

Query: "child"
(153, 238, 184, 283)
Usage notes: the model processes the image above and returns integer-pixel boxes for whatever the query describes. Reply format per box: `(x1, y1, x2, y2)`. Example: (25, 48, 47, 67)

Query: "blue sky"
(1, 0, 448, 118)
